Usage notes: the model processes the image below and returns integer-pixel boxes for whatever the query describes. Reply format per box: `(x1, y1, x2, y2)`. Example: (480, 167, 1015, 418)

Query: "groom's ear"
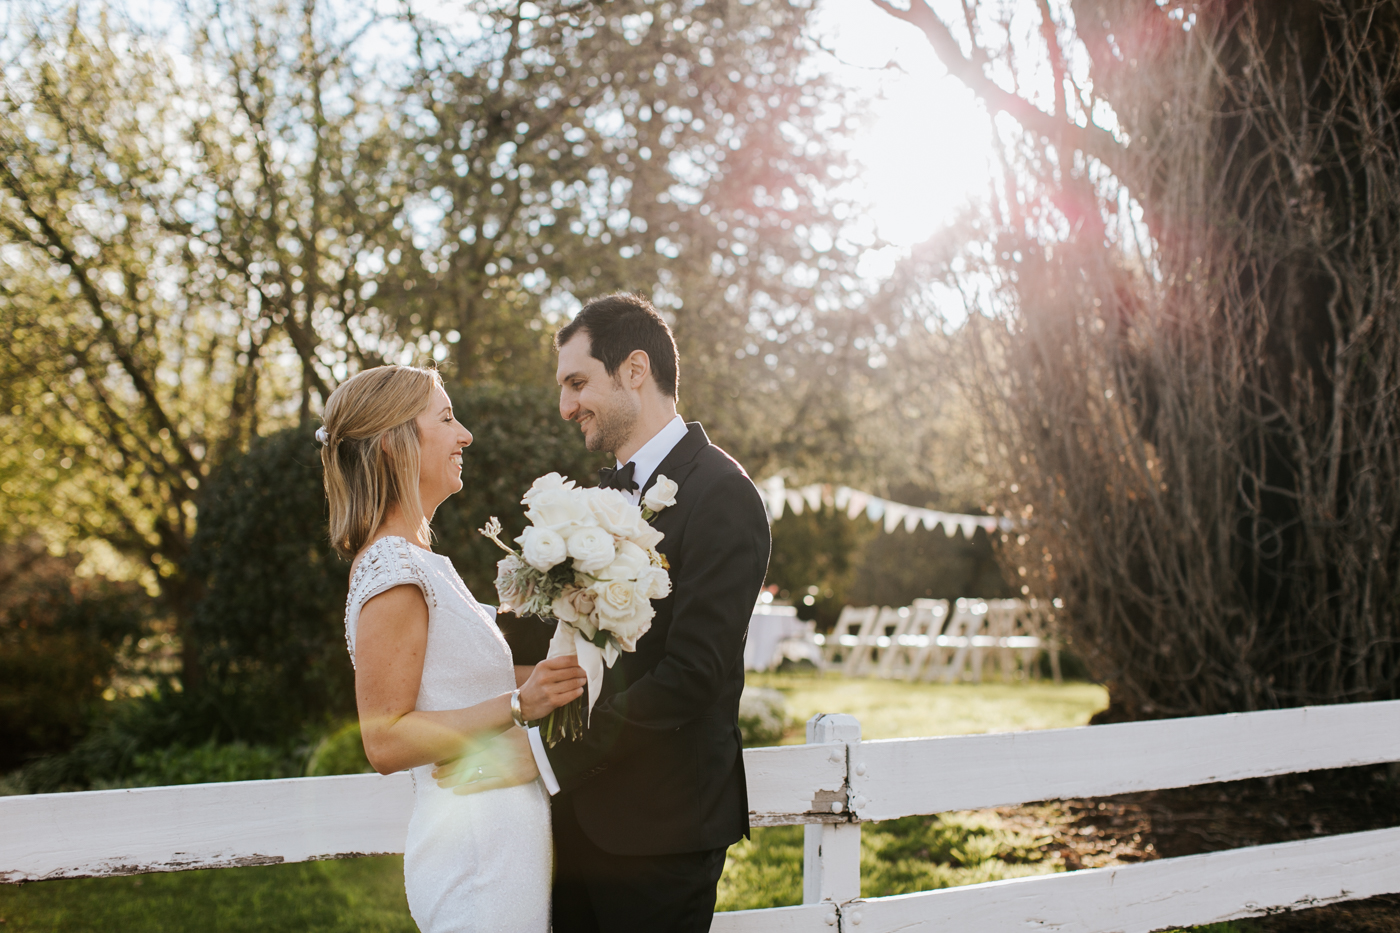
(623, 349, 652, 391)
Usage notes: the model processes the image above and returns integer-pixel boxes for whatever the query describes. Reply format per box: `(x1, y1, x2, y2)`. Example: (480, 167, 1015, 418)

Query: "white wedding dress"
(344, 536, 552, 933)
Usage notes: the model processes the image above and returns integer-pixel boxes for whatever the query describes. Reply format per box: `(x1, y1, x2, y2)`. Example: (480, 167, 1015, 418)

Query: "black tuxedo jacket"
(543, 422, 771, 856)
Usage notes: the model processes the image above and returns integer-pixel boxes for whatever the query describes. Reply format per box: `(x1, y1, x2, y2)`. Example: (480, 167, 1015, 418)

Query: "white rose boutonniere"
(641, 474, 678, 520)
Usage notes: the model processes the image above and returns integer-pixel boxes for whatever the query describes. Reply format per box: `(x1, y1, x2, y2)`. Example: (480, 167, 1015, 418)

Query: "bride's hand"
(519, 654, 588, 721)
(432, 727, 538, 795)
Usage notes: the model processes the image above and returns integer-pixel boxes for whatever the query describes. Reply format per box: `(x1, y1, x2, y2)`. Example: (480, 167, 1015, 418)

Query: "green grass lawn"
(747, 671, 1110, 741)
(0, 675, 1136, 932)
(0, 857, 415, 933)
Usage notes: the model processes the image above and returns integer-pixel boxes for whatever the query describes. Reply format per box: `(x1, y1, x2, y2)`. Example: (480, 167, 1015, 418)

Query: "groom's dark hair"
(556, 292, 680, 399)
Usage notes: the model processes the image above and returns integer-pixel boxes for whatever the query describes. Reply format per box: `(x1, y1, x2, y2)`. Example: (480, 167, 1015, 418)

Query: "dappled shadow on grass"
(0, 856, 413, 933)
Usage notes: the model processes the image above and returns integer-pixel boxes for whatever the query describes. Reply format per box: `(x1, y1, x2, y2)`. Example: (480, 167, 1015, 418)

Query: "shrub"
(305, 721, 373, 776)
(124, 741, 298, 786)
(738, 687, 789, 746)
(0, 541, 145, 770)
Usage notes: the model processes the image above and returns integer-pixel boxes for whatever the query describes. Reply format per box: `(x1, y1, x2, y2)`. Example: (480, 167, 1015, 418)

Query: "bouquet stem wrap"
(534, 621, 620, 746)
(556, 621, 618, 716)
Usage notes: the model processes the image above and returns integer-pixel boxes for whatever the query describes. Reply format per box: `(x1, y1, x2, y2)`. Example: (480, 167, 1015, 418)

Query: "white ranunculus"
(587, 488, 648, 537)
(567, 526, 616, 573)
(522, 472, 572, 505)
(643, 475, 679, 513)
(518, 525, 568, 571)
(527, 487, 594, 532)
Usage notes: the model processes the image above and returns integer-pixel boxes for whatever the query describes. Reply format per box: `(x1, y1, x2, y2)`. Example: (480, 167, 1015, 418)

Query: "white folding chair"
(887, 600, 947, 680)
(824, 606, 877, 669)
(842, 606, 893, 677)
(983, 599, 1021, 682)
(928, 599, 988, 683)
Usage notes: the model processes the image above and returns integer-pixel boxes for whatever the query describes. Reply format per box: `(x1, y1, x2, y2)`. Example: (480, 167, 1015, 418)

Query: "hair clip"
(315, 426, 330, 446)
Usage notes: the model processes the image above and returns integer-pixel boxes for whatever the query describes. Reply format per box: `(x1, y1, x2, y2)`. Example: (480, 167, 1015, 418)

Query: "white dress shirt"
(528, 414, 689, 794)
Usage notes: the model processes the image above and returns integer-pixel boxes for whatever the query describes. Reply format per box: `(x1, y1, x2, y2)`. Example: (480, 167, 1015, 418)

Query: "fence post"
(802, 713, 861, 920)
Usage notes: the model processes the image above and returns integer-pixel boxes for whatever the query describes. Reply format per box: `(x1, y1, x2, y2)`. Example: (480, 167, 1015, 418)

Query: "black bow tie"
(598, 461, 639, 493)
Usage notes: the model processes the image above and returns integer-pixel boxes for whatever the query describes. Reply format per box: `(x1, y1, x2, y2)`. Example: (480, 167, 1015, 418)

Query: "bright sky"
(813, 0, 997, 251)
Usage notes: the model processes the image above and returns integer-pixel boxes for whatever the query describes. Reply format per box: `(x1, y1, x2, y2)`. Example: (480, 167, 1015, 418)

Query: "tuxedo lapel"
(640, 422, 709, 501)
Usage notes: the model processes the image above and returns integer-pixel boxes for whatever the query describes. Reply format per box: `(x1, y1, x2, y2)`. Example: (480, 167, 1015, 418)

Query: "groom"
(539, 292, 770, 931)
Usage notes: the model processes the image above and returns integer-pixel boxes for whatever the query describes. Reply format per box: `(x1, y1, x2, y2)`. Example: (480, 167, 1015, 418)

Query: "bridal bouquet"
(480, 472, 675, 746)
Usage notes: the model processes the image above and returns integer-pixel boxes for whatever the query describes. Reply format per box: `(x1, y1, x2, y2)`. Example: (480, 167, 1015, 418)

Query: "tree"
(363, 0, 882, 478)
(872, 0, 1400, 716)
(1, 0, 870, 688)
(1, 14, 228, 685)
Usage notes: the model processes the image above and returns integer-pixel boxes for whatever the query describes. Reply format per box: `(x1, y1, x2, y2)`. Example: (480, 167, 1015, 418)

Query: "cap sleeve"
(343, 538, 437, 668)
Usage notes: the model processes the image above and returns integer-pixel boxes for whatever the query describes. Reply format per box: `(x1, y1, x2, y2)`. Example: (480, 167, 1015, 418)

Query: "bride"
(319, 364, 586, 932)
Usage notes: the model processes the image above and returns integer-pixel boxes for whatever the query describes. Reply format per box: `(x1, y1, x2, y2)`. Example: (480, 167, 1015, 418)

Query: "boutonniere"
(641, 474, 678, 521)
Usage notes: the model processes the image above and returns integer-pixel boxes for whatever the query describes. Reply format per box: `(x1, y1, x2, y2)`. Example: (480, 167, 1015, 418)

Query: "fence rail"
(5, 700, 1400, 933)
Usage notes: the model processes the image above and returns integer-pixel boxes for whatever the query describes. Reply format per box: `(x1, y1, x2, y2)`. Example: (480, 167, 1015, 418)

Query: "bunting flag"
(756, 477, 1011, 537)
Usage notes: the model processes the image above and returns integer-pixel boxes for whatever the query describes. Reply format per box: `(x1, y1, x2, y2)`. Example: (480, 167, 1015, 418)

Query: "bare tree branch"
(868, 0, 1128, 180)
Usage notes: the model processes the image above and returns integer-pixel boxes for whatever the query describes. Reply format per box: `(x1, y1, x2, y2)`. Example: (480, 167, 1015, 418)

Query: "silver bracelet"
(510, 689, 526, 729)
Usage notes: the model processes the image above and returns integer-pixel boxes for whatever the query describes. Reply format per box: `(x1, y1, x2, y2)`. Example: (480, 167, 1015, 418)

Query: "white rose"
(603, 607, 652, 651)
(551, 586, 599, 639)
(592, 578, 637, 620)
(607, 540, 650, 577)
(628, 525, 665, 551)
(522, 472, 572, 505)
(643, 475, 679, 512)
(527, 487, 594, 533)
(587, 488, 649, 537)
(566, 526, 616, 573)
(518, 525, 568, 571)
(591, 579, 654, 650)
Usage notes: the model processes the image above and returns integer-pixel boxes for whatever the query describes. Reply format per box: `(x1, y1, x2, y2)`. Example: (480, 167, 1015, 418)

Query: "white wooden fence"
(5, 701, 1400, 932)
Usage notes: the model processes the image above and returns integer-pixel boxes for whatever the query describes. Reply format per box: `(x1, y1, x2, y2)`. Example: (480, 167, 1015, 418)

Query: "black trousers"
(552, 795, 728, 933)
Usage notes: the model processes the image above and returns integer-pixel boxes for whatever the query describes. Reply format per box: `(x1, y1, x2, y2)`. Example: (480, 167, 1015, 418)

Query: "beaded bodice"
(343, 536, 515, 713)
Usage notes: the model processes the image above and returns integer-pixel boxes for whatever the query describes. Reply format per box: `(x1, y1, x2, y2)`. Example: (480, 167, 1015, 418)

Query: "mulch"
(995, 763, 1400, 931)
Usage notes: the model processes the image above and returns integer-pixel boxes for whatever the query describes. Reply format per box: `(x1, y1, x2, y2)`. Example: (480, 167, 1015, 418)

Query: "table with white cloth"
(744, 605, 816, 671)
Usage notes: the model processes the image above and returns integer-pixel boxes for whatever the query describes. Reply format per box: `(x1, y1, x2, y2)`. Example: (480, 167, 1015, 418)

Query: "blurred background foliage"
(0, 542, 147, 771)
(0, 0, 995, 788)
(15, 0, 1394, 787)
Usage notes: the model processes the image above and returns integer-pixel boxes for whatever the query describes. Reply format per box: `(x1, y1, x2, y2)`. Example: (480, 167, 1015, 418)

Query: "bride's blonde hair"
(320, 365, 442, 559)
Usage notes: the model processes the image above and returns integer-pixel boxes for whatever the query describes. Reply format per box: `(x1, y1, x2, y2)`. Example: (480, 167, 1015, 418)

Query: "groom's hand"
(432, 727, 539, 795)
(519, 655, 588, 721)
